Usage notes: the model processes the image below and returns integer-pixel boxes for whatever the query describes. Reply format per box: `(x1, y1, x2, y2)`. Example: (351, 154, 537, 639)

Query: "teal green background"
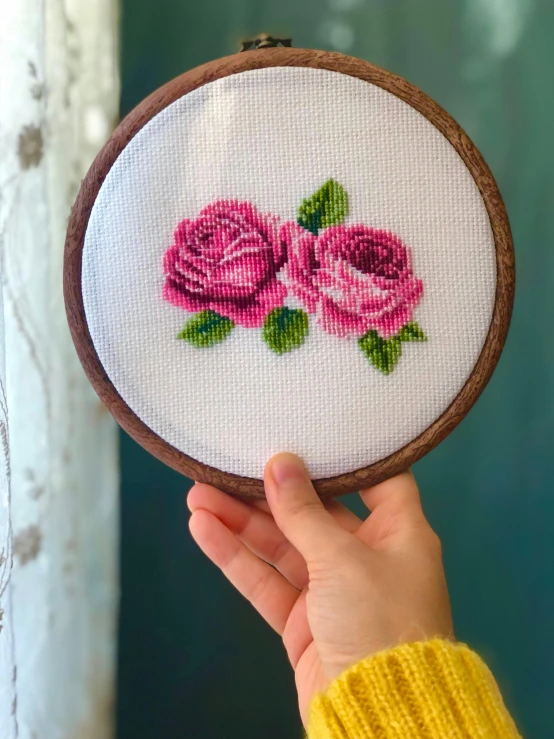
(117, 2, 554, 737)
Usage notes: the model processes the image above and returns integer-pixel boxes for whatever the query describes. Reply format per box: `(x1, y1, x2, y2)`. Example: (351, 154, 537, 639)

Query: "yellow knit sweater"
(307, 639, 522, 739)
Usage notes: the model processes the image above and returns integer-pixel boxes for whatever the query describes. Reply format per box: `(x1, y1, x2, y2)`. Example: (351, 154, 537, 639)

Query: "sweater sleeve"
(307, 638, 522, 739)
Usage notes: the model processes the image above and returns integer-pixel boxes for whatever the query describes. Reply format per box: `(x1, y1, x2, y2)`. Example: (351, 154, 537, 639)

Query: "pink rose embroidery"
(283, 222, 424, 340)
(163, 179, 426, 371)
(163, 200, 287, 328)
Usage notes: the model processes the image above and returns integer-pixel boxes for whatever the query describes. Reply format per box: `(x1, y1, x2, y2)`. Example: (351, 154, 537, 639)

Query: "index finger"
(357, 470, 429, 545)
(359, 470, 422, 515)
(253, 497, 362, 533)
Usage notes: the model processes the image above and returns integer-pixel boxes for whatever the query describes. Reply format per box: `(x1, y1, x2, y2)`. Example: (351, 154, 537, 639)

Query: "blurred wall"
(118, 1, 554, 737)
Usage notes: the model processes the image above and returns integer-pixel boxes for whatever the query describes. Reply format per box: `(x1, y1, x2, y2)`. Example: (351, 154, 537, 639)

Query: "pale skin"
(187, 453, 454, 727)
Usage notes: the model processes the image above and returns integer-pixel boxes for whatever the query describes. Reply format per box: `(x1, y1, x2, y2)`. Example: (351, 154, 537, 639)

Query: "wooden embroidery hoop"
(64, 47, 514, 499)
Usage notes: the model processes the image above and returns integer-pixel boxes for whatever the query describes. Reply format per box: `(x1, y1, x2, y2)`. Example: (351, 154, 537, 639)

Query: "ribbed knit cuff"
(307, 638, 522, 739)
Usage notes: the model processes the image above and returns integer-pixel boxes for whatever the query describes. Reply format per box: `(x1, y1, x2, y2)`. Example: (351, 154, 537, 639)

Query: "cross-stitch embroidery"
(163, 200, 287, 328)
(162, 179, 426, 372)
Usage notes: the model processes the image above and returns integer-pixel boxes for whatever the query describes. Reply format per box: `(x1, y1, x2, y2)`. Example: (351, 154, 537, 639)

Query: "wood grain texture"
(64, 48, 515, 500)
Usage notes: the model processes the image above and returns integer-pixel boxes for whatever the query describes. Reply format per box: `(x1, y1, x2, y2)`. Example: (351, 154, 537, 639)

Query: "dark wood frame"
(64, 48, 515, 499)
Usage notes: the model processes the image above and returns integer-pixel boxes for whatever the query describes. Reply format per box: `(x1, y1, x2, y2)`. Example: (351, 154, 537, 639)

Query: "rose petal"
(282, 222, 320, 313)
(319, 297, 371, 339)
(163, 201, 286, 324)
(287, 220, 424, 340)
(219, 279, 288, 328)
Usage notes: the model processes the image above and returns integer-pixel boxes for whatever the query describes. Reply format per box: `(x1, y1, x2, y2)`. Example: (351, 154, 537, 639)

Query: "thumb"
(264, 453, 348, 561)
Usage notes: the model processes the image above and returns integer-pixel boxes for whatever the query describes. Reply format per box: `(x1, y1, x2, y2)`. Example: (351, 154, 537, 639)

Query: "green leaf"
(297, 179, 349, 235)
(397, 322, 427, 342)
(263, 307, 309, 354)
(177, 309, 234, 348)
(358, 330, 402, 375)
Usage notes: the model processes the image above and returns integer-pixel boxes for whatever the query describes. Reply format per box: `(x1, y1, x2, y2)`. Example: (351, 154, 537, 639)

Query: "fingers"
(326, 500, 362, 533)
(264, 453, 350, 561)
(357, 470, 431, 547)
(281, 589, 312, 669)
(359, 470, 422, 515)
(254, 496, 362, 534)
(189, 509, 298, 634)
(188, 483, 308, 589)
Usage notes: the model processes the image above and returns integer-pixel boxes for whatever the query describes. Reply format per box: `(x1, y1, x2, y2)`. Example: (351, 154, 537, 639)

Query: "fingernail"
(269, 453, 308, 488)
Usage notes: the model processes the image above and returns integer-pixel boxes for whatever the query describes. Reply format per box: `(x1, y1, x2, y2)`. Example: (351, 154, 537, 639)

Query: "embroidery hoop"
(64, 48, 514, 499)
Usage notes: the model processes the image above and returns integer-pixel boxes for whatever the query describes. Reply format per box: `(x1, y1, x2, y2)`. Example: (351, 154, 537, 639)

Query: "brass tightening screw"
(240, 33, 292, 51)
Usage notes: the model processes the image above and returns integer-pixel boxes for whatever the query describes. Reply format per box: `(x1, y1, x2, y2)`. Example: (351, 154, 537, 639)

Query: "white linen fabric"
(82, 66, 496, 479)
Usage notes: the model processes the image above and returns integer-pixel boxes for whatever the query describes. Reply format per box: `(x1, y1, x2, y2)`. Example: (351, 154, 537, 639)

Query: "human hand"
(187, 453, 453, 725)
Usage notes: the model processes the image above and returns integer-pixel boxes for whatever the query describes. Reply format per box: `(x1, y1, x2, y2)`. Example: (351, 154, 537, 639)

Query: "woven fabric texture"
(82, 67, 496, 479)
